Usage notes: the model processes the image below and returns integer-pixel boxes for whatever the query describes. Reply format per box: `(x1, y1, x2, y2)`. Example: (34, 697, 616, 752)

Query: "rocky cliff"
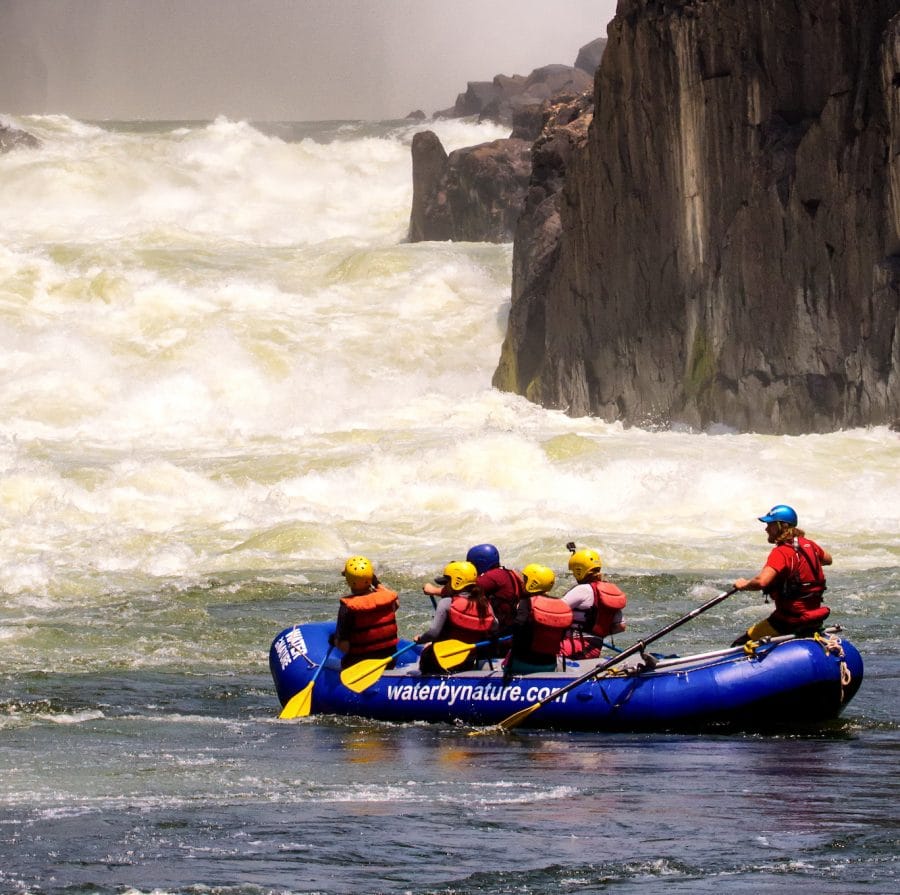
(494, 0, 900, 434)
(408, 42, 603, 244)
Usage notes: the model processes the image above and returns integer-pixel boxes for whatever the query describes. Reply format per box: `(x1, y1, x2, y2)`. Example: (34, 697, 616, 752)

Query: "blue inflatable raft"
(269, 621, 863, 731)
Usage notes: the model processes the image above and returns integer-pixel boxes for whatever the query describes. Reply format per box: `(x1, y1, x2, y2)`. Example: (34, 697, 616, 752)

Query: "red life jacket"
(528, 596, 574, 655)
(587, 581, 627, 637)
(766, 537, 829, 626)
(339, 586, 399, 656)
(445, 594, 495, 643)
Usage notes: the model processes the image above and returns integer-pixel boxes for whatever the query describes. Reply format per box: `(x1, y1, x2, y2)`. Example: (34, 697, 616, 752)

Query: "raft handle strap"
(812, 630, 852, 702)
(814, 630, 845, 658)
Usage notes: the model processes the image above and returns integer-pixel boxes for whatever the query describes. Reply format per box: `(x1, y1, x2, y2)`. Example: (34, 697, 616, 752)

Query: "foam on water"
(0, 113, 898, 619)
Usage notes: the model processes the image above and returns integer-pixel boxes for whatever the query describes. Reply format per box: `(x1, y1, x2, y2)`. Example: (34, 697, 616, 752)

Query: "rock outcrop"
(0, 123, 40, 152)
(434, 45, 601, 127)
(494, 0, 900, 434)
(408, 132, 532, 243)
(409, 40, 605, 244)
(574, 38, 607, 77)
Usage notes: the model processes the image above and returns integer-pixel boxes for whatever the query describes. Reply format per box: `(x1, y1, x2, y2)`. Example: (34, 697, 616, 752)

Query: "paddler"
(559, 546, 627, 659)
(423, 543, 524, 634)
(415, 561, 497, 674)
(505, 564, 573, 676)
(731, 504, 832, 645)
(331, 555, 400, 669)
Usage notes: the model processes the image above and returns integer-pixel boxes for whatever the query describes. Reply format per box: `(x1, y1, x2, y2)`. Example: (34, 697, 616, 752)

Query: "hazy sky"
(0, 0, 618, 121)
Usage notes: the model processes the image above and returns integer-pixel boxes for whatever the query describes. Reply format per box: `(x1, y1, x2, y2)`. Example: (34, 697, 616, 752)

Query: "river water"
(0, 115, 897, 894)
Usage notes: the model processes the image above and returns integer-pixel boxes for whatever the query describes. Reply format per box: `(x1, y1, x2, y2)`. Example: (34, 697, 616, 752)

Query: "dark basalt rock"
(409, 131, 451, 242)
(408, 132, 532, 243)
(411, 41, 605, 244)
(574, 38, 607, 76)
(494, 0, 900, 434)
(434, 63, 593, 127)
(0, 123, 40, 152)
(494, 95, 594, 400)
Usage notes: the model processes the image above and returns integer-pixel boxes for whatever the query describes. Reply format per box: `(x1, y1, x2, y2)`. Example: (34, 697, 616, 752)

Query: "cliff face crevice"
(494, 0, 900, 433)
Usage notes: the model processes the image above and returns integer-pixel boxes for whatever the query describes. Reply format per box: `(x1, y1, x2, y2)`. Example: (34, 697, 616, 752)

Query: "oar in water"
(339, 641, 419, 693)
(279, 645, 333, 719)
(487, 588, 739, 733)
(433, 635, 512, 671)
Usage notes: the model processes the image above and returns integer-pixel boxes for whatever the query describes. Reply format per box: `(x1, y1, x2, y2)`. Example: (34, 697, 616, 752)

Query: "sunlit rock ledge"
(494, 0, 900, 435)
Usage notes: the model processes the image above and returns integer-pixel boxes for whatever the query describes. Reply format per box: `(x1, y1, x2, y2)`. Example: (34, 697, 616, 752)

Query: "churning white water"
(0, 113, 898, 612)
(0, 111, 896, 895)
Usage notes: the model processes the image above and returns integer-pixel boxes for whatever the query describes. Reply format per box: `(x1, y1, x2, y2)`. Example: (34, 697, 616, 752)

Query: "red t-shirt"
(765, 539, 825, 578)
(477, 567, 523, 628)
(764, 538, 827, 618)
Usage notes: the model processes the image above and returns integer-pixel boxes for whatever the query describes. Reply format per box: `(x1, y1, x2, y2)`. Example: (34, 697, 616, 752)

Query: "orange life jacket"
(587, 581, 627, 637)
(445, 594, 495, 643)
(528, 595, 574, 655)
(339, 586, 399, 656)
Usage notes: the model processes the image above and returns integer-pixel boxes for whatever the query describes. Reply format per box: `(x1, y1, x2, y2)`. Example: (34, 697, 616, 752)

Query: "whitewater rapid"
(0, 113, 897, 611)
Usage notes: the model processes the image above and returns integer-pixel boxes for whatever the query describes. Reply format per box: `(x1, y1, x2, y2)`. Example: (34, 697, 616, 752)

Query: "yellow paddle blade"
(466, 703, 539, 737)
(339, 656, 392, 693)
(279, 682, 314, 719)
(497, 701, 542, 732)
(466, 702, 542, 737)
(432, 639, 474, 671)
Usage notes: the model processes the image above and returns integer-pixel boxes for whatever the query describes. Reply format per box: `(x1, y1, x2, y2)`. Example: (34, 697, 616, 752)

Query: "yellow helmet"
(342, 555, 374, 590)
(568, 548, 602, 583)
(522, 563, 555, 594)
(439, 560, 478, 592)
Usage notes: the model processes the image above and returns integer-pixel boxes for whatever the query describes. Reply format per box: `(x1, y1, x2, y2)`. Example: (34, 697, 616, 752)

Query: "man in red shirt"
(732, 504, 832, 645)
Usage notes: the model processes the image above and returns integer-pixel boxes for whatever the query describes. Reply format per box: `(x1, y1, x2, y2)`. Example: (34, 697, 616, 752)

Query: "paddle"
(339, 641, 419, 693)
(489, 588, 739, 733)
(279, 645, 333, 719)
(433, 635, 512, 671)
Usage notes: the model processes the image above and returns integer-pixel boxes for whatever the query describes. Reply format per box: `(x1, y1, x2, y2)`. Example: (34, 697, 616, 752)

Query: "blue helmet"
(758, 504, 798, 526)
(466, 543, 500, 575)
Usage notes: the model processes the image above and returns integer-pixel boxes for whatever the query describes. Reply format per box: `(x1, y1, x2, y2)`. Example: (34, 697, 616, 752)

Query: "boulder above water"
(0, 123, 40, 152)
(408, 131, 532, 243)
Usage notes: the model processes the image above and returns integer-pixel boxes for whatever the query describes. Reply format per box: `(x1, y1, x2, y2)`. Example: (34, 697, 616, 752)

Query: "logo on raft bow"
(273, 629, 309, 670)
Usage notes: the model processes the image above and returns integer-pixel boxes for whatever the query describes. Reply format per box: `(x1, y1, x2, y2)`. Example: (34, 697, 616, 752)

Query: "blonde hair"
(774, 524, 806, 545)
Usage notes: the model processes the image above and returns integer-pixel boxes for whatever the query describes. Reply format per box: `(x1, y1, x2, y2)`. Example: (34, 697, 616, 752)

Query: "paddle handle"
(311, 645, 334, 683)
(394, 640, 419, 660)
(526, 588, 738, 712)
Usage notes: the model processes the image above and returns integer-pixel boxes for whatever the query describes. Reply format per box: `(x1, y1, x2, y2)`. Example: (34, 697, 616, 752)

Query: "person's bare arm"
(733, 565, 777, 591)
